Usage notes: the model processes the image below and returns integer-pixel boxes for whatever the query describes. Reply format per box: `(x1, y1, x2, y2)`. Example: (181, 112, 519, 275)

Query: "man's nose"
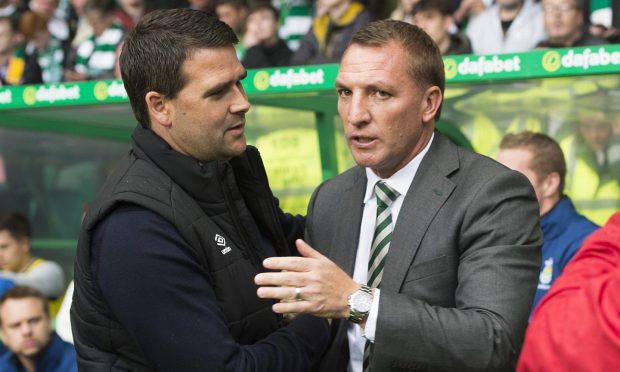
(231, 83, 250, 114)
(20, 323, 33, 336)
(347, 95, 371, 127)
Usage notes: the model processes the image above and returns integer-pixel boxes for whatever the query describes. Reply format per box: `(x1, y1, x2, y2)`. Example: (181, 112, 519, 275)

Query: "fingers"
(262, 256, 309, 271)
(295, 239, 326, 259)
(255, 271, 302, 287)
(257, 285, 301, 301)
(261, 240, 324, 272)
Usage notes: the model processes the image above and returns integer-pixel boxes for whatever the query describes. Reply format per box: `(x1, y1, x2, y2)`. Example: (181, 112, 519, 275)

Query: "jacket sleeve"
(93, 205, 329, 372)
(518, 213, 620, 372)
(374, 170, 542, 371)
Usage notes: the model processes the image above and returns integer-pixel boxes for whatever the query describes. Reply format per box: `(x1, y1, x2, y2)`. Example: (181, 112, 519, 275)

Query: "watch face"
(351, 290, 373, 313)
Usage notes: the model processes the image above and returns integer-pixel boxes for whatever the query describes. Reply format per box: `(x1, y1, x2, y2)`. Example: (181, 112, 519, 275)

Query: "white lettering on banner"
(457, 55, 522, 77)
(35, 85, 80, 103)
(0, 90, 12, 104)
(269, 68, 325, 88)
(108, 81, 127, 98)
(561, 48, 620, 70)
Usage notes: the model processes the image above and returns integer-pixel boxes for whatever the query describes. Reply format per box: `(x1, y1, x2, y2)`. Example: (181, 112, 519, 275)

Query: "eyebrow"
(203, 70, 248, 98)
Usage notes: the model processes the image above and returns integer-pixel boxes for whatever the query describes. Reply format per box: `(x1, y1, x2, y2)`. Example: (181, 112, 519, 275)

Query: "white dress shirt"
(347, 133, 434, 372)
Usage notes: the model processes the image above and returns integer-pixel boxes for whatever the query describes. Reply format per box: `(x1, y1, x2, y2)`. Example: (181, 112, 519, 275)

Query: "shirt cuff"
(362, 288, 380, 342)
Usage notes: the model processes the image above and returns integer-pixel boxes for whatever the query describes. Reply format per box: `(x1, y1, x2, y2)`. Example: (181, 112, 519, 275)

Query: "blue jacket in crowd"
(0, 332, 77, 372)
(531, 196, 599, 312)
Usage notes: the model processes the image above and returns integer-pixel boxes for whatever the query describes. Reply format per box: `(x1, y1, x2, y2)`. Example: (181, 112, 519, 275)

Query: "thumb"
(296, 239, 325, 260)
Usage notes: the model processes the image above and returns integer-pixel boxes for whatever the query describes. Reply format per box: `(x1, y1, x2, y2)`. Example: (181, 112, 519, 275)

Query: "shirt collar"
(363, 132, 434, 203)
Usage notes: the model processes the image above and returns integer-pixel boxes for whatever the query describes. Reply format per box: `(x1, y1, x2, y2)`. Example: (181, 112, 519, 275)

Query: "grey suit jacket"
(306, 132, 542, 372)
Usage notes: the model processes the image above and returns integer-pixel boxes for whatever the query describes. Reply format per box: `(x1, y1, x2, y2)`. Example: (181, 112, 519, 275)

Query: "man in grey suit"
(255, 19, 542, 371)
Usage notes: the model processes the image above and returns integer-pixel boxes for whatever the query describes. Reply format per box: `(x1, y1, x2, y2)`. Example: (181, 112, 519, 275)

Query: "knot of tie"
(374, 181, 399, 208)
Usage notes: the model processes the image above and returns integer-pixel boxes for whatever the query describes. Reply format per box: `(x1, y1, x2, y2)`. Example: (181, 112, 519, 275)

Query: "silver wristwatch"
(347, 285, 373, 324)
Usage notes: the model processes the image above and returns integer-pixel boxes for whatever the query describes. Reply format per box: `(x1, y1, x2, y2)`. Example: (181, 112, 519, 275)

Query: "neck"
(552, 30, 582, 47)
(329, 0, 352, 22)
(18, 255, 34, 272)
(499, 2, 523, 21)
(437, 34, 451, 54)
(17, 355, 36, 372)
(262, 34, 278, 47)
(540, 194, 561, 216)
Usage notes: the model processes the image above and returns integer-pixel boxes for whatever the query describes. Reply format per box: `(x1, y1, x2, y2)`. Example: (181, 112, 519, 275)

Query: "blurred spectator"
(242, 2, 291, 68)
(113, 0, 148, 31)
(0, 213, 65, 311)
(22, 11, 65, 82)
(216, 0, 247, 34)
(389, 0, 417, 23)
(589, 0, 620, 43)
(560, 112, 620, 226)
(273, 0, 313, 51)
(67, 0, 92, 53)
(517, 212, 620, 372)
(187, 0, 214, 13)
(0, 16, 42, 85)
(0, 0, 29, 27)
(112, 37, 120, 78)
(537, 0, 607, 48)
(0, 277, 13, 297)
(453, 0, 489, 27)
(0, 286, 77, 372)
(215, 0, 248, 59)
(497, 131, 599, 314)
(289, 0, 372, 65)
(29, 0, 70, 45)
(466, 0, 547, 54)
(65, 0, 123, 81)
(412, 0, 472, 55)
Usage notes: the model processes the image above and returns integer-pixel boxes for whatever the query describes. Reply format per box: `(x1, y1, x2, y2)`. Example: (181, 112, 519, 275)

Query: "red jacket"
(518, 212, 620, 371)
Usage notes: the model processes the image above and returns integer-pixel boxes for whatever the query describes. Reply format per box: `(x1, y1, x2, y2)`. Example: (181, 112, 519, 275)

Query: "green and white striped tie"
(363, 180, 400, 372)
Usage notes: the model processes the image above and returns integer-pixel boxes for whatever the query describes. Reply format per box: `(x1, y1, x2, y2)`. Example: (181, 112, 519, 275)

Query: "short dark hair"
(412, 0, 453, 17)
(0, 286, 49, 325)
(0, 212, 31, 240)
(216, 0, 249, 10)
(84, 0, 116, 16)
(120, 9, 238, 128)
(247, 2, 279, 20)
(348, 19, 445, 120)
(499, 131, 567, 194)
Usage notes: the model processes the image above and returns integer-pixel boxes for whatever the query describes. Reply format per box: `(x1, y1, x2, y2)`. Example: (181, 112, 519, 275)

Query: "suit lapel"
(381, 133, 459, 292)
(329, 168, 366, 276)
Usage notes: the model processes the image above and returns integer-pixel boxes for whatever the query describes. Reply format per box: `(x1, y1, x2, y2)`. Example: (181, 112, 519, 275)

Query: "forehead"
(0, 298, 45, 321)
(217, 4, 238, 13)
(338, 42, 409, 82)
(181, 47, 244, 82)
(414, 9, 446, 18)
(0, 20, 12, 33)
(248, 9, 276, 21)
(498, 148, 534, 168)
(0, 230, 17, 242)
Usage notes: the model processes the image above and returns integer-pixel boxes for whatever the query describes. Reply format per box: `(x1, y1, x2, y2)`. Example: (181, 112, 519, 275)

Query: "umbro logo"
(215, 234, 226, 246)
(215, 234, 232, 255)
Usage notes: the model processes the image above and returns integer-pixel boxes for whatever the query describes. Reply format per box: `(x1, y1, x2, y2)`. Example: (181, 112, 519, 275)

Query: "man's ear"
(421, 86, 443, 123)
(542, 172, 561, 199)
(18, 237, 31, 255)
(145, 91, 172, 128)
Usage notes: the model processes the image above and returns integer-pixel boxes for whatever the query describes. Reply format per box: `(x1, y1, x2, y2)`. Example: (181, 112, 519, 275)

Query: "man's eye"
(337, 89, 351, 97)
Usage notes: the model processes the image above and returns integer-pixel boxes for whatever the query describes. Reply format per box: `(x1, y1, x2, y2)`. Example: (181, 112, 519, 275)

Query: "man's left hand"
(255, 239, 360, 319)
